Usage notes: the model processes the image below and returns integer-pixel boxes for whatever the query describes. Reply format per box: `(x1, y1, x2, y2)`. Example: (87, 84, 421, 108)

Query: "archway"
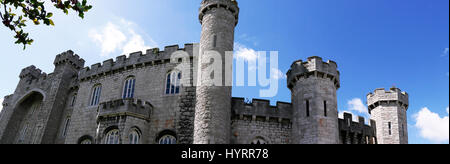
(1, 91, 45, 144)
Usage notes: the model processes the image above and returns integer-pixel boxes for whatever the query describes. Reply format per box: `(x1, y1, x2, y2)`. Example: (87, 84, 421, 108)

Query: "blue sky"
(0, 0, 448, 144)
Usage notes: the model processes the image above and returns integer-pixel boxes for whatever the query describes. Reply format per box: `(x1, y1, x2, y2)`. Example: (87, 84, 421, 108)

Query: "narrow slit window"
(166, 74, 171, 94)
(71, 94, 77, 107)
(388, 122, 392, 135)
(306, 100, 310, 117)
(324, 101, 327, 117)
(63, 117, 70, 137)
(213, 35, 217, 47)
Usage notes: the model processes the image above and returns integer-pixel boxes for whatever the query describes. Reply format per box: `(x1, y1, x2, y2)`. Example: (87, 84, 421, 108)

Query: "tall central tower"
(194, 0, 239, 144)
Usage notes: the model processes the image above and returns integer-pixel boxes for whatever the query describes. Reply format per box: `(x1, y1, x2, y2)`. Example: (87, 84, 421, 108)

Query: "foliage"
(0, 0, 92, 49)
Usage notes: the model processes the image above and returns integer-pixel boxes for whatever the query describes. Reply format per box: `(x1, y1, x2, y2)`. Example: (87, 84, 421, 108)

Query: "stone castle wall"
(231, 98, 292, 144)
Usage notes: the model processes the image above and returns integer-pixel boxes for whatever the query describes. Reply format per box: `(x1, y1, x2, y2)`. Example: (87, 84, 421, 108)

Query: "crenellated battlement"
(97, 98, 153, 121)
(79, 43, 197, 81)
(367, 87, 409, 113)
(2, 94, 13, 108)
(54, 50, 85, 70)
(231, 97, 292, 122)
(286, 56, 340, 90)
(199, 0, 239, 25)
(19, 65, 47, 80)
(338, 112, 377, 144)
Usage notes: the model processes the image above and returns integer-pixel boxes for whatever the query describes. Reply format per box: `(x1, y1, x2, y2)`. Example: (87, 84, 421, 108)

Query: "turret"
(54, 50, 85, 72)
(287, 56, 340, 144)
(194, 0, 239, 144)
(367, 87, 409, 144)
(19, 65, 45, 80)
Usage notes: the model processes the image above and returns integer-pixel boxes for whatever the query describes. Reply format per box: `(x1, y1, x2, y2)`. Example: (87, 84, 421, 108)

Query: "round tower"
(367, 87, 409, 144)
(287, 56, 340, 144)
(194, 0, 239, 144)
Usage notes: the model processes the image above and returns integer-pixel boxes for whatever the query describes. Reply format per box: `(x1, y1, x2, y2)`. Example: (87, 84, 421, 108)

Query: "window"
(90, 85, 102, 106)
(32, 125, 43, 144)
(388, 122, 392, 135)
(158, 135, 176, 144)
(129, 129, 140, 144)
(165, 72, 181, 95)
(251, 137, 267, 144)
(306, 100, 310, 117)
(402, 124, 405, 137)
(63, 117, 71, 137)
(19, 123, 29, 143)
(213, 35, 217, 47)
(78, 136, 93, 144)
(324, 101, 327, 117)
(80, 139, 92, 144)
(123, 77, 136, 99)
(104, 129, 120, 144)
(71, 93, 77, 107)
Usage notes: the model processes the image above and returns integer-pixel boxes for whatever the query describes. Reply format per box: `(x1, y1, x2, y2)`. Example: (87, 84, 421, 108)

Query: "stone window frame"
(158, 135, 177, 144)
(89, 84, 102, 106)
(70, 92, 77, 107)
(128, 127, 141, 144)
(165, 71, 182, 95)
(156, 130, 177, 144)
(78, 135, 94, 144)
(62, 116, 71, 137)
(104, 128, 120, 144)
(122, 76, 136, 99)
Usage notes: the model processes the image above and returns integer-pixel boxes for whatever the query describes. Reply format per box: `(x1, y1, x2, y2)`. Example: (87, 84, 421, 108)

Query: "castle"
(0, 0, 409, 144)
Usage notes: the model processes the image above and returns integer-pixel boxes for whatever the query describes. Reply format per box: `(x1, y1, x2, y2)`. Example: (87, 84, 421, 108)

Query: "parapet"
(2, 94, 13, 108)
(338, 112, 376, 136)
(79, 43, 197, 81)
(199, 0, 239, 25)
(338, 112, 377, 144)
(231, 97, 292, 122)
(19, 65, 47, 79)
(54, 50, 85, 70)
(286, 56, 340, 90)
(366, 87, 409, 113)
(97, 98, 153, 121)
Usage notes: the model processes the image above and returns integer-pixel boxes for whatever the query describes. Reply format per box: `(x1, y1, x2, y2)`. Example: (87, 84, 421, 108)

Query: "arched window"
(129, 129, 140, 144)
(78, 135, 94, 144)
(165, 71, 181, 95)
(80, 139, 92, 144)
(90, 85, 102, 106)
(104, 129, 120, 144)
(158, 135, 177, 144)
(123, 77, 136, 99)
(251, 137, 267, 144)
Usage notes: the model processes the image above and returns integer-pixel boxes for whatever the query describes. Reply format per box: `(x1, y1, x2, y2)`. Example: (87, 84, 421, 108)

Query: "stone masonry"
(0, 0, 408, 144)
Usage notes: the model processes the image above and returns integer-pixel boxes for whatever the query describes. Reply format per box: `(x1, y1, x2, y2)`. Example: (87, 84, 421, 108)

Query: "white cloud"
(122, 30, 153, 55)
(338, 111, 359, 122)
(234, 42, 258, 62)
(271, 68, 286, 80)
(347, 98, 368, 114)
(442, 48, 449, 57)
(0, 98, 3, 113)
(89, 22, 127, 56)
(89, 19, 157, 57)
(414, 107, 449, 143)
